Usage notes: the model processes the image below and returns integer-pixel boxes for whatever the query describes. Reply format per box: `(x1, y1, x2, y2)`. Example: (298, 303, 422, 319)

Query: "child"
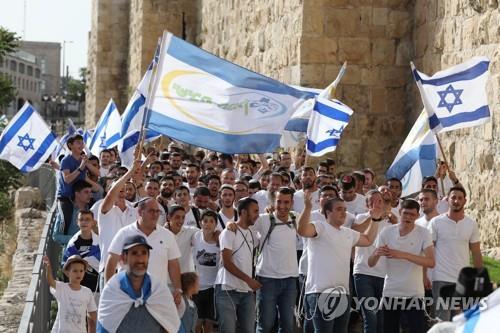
(192, 210, 220, 333)
(43, 255, 97, 333)
(180, 272, 200, 333)
(63, 210, 101, 293)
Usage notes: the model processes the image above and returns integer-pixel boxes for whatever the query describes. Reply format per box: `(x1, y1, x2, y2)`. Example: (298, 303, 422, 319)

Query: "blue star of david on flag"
(437, 84, 463, 113)
(17, 133, 35, 152)
(325, 125, 345, 138)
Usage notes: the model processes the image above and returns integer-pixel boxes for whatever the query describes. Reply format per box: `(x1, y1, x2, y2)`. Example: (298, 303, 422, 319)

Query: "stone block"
(302, 6, 325, 36)
(370, 87, 386, 113)
(372, 38, 396, 65)
(381, 66, 410, 87)
(388, 10, 412, 38)
(373, 7, 388, 26)
(300, 64, 326, 86)
(338, 37, 371, 64)
(325, 9, 363, 37)
(14, 187, 42, 210)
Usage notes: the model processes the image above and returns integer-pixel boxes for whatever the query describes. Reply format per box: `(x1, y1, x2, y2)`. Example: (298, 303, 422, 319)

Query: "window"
(10, 60, 17, 71)
(40, 59, 46, 74)
(19, 63, 25, 74)
(35, 68, 41, 78)
(27, 66, 33, 76)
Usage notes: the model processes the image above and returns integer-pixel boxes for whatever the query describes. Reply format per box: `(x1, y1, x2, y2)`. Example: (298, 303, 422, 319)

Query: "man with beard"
(221, 168, 237, 186)
(145, 178, 167, 226)
(186, 164, 201, 196)
(421, 176, 449, 214)
(234, 180, 249, 205)
(387, 178, 403, 219)
(207, 175, 221, 210)
(218, 185, 238, 227)
(378, 185, 399, 225)
(429, 187, 483, 321)
(158, 176, 176, 209)
(253, 172, 283, 213)
(98, 235, 180, 332)
(169, 152, 183, 172)
(294, 167, 320, 213)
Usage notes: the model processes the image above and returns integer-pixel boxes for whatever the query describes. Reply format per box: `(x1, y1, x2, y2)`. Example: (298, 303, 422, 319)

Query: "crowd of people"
(42, 133, 492, 333)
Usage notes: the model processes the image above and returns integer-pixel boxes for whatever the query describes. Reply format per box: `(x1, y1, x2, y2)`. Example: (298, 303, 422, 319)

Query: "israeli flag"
(0, 103, 57, 172)
(118, 43, 161, 167)
(88, 99, 122, 157)
(386, 110, 438, 197)
(306, 97, 353, 157)
(145, 31, 315, 154)
(412, 57, 491, 133)
(453, 288, 500, 333)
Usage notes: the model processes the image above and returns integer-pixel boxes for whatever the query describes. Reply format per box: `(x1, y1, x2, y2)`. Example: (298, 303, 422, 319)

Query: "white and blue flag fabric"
(119, 41, 161, 167)
(412, 57, 491, 133)
(0, 102, 57, 172)
(386, 110, 438, 197)
(306, 97, 353, 157)
(145, 31, 315, 154)
(88, 99, 122, 157)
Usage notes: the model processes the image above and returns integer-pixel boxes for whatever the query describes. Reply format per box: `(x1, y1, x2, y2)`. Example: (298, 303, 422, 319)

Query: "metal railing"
(18, 167, 60, 333)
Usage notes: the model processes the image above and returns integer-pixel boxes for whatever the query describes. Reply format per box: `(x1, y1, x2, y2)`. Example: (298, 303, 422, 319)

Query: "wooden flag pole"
(434, 133, 448, 197)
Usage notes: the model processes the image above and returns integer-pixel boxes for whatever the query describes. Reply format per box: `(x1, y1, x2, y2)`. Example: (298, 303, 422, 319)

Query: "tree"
(0, 27, 19, 109)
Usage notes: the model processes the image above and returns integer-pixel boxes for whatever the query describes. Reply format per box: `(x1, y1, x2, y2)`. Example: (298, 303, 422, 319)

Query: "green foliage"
(0, 159, 22, 191)
(0, 26, 19, 59)
(62, 67, 86, 102)
(484, 256, 500, 284)
(0, 73, 16, 108)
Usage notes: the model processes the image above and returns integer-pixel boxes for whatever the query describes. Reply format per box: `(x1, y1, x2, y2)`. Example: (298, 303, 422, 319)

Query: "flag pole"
(136, 35, 164, 160)
(434, 133, 448, 197)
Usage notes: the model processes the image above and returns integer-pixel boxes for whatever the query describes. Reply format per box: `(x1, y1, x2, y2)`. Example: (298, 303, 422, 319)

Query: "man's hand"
(173, 289, 182, 306)
(374, 245, 389, 257)
(42, 255, 51, 267)
(79, 154, 88, 169)
(246, 278, 262, 291)
(424, 276, 432, 290)
(385, 247, 407, 260)
(265, 205, 275, 214)
(369, 205, 383, 220)
(226, 221, 237, 232)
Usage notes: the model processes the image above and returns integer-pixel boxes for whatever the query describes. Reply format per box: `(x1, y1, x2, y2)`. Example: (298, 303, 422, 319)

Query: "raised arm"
(356, 206, 383, 246)
(297, 191, 318, 238)
(43, 255, 56, 289)
(101, 160, 140, 214)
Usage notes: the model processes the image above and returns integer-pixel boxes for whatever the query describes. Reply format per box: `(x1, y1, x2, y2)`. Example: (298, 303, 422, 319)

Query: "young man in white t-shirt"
(352, 190, 392, 333)
(368, 199, 435, 333)
(298, 193, 379, 333)
(214, 197, 262, 333)
(253, 172, 283, 213)
(340, 174, 368, 216)
(429, 187, 483, 321)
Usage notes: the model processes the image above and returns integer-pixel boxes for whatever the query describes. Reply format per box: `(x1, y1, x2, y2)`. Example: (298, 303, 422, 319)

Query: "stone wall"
(199, 0, 304, 84)
(85, 0, 130, 128)
(300, 0, 415, 176)
(412, 0, 500, 248)
(0, 188, 46, 332)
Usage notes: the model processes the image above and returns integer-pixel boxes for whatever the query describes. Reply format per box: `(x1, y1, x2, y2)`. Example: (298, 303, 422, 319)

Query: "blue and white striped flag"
(386, 110, 438, 196)
(306, 98, 353, 157)
(412, 57, 491, 133)
(0, 103, 57, 172)
(145, 31, 315, 154)
(118, 41, 161, 167)
(88, 99, 122, 157)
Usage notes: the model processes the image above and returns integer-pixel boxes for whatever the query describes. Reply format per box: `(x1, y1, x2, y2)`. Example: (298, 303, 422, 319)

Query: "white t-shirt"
(429, 214, 480, 283)
(298, 210, 324, 276)
(97, 204, 137, 272)
(174, 226, 198, 273)
(219, 209, 237, 226)
(215, 227, 256, 292)
(252, 190, 272, 214)
(99, 166, 110, 178)
(50, 281, 97, 333)
(254, 213, 298, 279)
(293, 189, 320, 213)
(184, 208, 199, 228)
(376, 224, 433, 298)
(193, 231, 220, 290)
(437, 199, 449, 214)
(353, 213, 391, 278)
(108, 222, 181, 285)
(305, 220, 360, 294)
(344, 193, 368, 216)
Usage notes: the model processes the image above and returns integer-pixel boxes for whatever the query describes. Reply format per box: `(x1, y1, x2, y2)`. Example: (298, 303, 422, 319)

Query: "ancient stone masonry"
(412, 0, 500, 248)
(86, 0, 498, 247)
(0, 187, 46, 332)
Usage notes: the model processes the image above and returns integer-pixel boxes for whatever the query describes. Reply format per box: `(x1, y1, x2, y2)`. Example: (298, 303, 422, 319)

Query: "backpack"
(259, 212, 296, 254)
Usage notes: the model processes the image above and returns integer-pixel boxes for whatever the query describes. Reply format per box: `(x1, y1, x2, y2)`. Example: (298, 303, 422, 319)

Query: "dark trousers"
(382, 297, 425, 333)
(57, 197, 73, 234)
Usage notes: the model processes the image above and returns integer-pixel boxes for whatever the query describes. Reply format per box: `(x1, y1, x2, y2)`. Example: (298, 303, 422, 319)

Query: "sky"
(0, 0, 91, 77)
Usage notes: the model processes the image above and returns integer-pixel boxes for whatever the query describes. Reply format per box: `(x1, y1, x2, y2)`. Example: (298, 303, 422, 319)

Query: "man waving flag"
(412, 57, 491, 133)
(0, 102, 57, 172)
(145, 31, 315, 154)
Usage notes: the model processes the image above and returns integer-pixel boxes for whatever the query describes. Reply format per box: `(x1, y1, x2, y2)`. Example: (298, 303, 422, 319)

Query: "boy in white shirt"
(368, 199, 435, 333)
